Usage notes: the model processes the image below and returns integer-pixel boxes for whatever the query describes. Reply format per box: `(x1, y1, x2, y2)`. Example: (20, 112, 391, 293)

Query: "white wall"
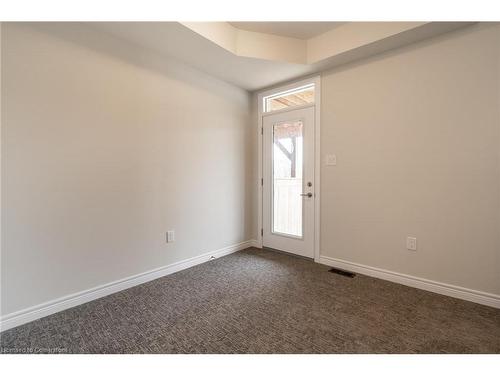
(2, 21, 499, 320)
(0, 22, 3, 317)
(1, 23, 253, 316)
(320, 23, 500, 295)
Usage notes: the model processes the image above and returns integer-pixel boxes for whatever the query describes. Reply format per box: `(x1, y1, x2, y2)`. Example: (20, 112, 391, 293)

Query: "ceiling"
(89, 22, 473, 92)
(90, 22, 309, 91)
(228, 22, 344, 39)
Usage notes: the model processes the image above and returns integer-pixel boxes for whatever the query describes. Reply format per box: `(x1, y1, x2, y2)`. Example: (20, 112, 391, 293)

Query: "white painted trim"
(261, 103, 314, 117)
(313, 76, 321, 263)
(258, 76, 321, 100)
(248, 239, 261, 248)
(319, 255, 500, 309)
(257, 93, 263, 248)
(0, 240, 256, 332)
(257, 75, 321, 256)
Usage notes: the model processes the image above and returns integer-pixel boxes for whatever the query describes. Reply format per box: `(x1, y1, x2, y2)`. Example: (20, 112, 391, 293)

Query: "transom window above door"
(263, 84, 315, 113)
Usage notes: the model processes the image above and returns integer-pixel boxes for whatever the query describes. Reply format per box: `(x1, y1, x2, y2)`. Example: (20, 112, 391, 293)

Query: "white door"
(262, 106, 315, 258)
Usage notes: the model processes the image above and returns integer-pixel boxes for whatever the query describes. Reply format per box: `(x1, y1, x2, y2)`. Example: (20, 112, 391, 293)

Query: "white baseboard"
(0, 240, 256, 332)
(319, 255, 500, 309)
(249, 239, 262, 248)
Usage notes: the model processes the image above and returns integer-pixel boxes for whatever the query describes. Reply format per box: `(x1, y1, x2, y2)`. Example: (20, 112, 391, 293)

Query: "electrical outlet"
(166, 230, 175, 243)
(406, 237, 417, 251)
(325, 154, 337, 166)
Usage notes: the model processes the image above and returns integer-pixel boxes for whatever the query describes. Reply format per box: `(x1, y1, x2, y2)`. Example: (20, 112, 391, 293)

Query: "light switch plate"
(166, 230, 175, 243)
(325, 154, 337, 166)
(406, 237, 417, 251)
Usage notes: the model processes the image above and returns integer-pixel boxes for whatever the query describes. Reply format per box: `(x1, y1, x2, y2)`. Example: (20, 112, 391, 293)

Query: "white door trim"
(257, 75, 321, 262)
(261, 103, 315, 117)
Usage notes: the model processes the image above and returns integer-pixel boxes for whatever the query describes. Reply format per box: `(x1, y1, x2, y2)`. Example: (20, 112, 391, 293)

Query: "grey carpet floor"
(1, 247, 499, 353)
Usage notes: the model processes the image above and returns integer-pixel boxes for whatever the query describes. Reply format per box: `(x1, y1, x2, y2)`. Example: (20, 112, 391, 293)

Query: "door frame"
(257, 75, 321, 262)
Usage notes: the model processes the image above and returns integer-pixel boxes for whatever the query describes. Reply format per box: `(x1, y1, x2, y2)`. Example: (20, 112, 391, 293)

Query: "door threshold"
(262, 247, 314, 261)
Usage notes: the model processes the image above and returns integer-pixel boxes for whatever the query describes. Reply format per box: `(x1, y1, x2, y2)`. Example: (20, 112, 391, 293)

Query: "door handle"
(300, 193, 313, 198)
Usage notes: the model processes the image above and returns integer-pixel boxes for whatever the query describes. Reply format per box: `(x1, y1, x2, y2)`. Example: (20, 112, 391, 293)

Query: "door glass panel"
(272, 120, 303, 237)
